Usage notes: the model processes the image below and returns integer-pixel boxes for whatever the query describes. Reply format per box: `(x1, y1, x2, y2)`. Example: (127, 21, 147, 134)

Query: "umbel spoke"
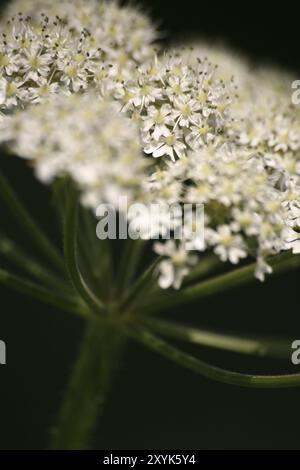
(63, 184, 105, 315)
(127, 326, 300, 389)
(0, 267, 85, 317)
(0, 235, 72, 293)
(136, 252, 300, 316)
(141, 317, 291, 359)
(0, 171, 65, 275)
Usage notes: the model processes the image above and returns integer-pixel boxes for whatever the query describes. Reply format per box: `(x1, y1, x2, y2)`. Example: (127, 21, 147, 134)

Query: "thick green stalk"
(0, 171, 65, 274)
(128, 326, 300, 389)
(0, 267, 84, 316)
(51, 317, 125, 449)
(141, 318, 291, 359)
(137, 252, 300, 316)
(64, 186, 104, 315)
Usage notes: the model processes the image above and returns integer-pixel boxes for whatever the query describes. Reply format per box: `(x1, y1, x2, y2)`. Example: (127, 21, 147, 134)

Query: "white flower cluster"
(0, 0, 157, 80)
(140, 139, 297, 287)
(0, 1, 157, 113)
(114, 53, 237, 162)
(178, 41, 251, 89)
(112, 45, 299, 287)
(230, 65, 300, 261)
(0, 93, 146, 208)
(0, 14, 105, 112)
(0, 4, 299, 290)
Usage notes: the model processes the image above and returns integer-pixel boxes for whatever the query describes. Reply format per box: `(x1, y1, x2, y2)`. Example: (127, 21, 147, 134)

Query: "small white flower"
(0, 77, 24, 107)
(21, 51, 53, 82)
(283, 227, 300, 254)
(186, 117, 216, 149)
(209, 225, 247, 264)
(154, 240, 197, 289)
(144, 130, 186, 162)
(255, 256, 273, 282)
(230, 208, 261, 236)
(288, 205, 300, 227)
(172, 96, 200, 128)
(142, 104, 174, 140)
(126, 80, 164, 109)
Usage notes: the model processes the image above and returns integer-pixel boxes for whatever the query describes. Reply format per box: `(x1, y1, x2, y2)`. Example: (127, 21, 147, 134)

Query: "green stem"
(0, 267, 85, 316)
(52, 177, 68, 224)
(127, 326, 300, 389)
(120, 256, 161, 311)
(95, 238, 113, 300)
(51, 317, 125, 449)
(138, 252, 300, 316)
(64, 186, 104, 315)
(80, 208, 113, 301)
(141, 318, 291, 359)
(115, 238, 145, 297)
(183, 253, 223, 285)
(77, 234, 101, 298)
(0, 236, 71, 293)
(0, 171, 65, 274)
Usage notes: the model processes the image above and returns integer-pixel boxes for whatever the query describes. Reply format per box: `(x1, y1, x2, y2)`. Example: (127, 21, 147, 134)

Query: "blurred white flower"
(0, 93, 147, 208)
(255, 256, 273, 282)
(283, 227, 300, 254)
(154, 240, 197, 289)
(208, 225, 247, 264)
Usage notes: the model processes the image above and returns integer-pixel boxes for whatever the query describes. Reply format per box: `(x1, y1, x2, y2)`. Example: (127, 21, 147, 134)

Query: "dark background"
(1, 0, 300, 450)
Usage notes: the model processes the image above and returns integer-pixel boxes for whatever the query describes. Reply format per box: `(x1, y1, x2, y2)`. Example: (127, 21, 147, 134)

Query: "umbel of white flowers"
(0, 0, 157, 74)
(0, 0, 300, 290)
